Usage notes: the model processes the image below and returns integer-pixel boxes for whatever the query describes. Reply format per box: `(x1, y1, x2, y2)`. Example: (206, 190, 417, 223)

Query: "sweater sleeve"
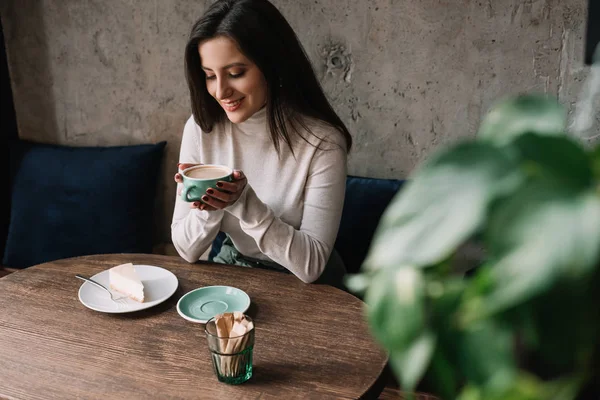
(171, 117, 224, 263)
(226, 135, 347, 283)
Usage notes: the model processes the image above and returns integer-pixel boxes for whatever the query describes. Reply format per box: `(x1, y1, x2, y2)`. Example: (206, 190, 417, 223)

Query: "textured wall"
(1, 0, 596, 245)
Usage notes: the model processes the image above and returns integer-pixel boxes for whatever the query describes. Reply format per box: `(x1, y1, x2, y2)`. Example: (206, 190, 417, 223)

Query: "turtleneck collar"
(234, 106, 268, 135)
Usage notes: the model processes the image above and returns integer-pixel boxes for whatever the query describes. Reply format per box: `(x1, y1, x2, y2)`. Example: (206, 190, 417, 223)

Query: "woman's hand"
(175, 163, 205, 209)
(199, 170, 247, 211)
(175, 164, 247, 211)
(174, 163, 200, 185)
(174, 163, 200, 195)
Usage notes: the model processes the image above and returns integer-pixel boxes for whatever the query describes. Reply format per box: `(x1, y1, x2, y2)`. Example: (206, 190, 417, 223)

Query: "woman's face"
(198, 36, 268, 124)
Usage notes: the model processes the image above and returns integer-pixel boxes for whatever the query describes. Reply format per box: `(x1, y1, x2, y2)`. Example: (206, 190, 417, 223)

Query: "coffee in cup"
(181, 164, 233, 203)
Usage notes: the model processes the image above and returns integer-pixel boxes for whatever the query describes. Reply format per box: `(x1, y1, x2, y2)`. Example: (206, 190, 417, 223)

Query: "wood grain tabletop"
(0, 254, 388, 399)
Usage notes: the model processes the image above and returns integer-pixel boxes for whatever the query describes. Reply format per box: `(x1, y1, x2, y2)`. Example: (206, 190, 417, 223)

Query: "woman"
(171, 0, 352, 287)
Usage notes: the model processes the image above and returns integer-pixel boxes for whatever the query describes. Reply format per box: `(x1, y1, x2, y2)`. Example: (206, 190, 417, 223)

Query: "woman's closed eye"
(205, 72, 246, 80)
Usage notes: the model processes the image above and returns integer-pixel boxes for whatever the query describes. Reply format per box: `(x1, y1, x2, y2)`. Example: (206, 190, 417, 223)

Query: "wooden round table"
(0, 254, 388, 399)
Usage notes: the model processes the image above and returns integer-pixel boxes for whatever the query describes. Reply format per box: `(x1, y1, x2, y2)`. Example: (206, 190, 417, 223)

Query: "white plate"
(78, 265, 178, 313)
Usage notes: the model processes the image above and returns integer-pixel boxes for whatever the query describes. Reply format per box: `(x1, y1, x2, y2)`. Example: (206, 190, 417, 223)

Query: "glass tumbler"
(204, 315, 255, 384)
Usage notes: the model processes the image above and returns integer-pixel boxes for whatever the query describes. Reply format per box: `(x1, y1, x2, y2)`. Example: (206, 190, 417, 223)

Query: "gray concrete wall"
(1, 0, 596, 246)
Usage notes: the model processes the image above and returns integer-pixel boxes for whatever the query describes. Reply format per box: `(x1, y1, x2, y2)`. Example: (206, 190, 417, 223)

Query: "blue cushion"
(208, 175, 406, 274)
(334, 175, 406, 273)
(3, 139, 167, 269)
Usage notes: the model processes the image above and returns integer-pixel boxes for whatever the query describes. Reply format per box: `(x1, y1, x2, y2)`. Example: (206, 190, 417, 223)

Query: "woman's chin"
(226, 113, 248, 124)
(225, 109, 255, 124)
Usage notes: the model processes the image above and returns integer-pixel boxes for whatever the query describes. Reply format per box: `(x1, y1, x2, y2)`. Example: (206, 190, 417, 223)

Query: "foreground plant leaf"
(456, 372, 583, 400)
(355, 92, 600, 398)
(457, 374, 542, 400)
(512, 133, 593, 189)
(343, 272, 371, 296)
(473, 182, 600, 318)
(591, 144, 600, 180)
(362, 141, 522, 271)
(365, 267, 425, 352)
(456, 320, 516, 393)
(542, 373, 587, 400)
(478, 94, 566, 146)
(427, 347, 460, 400)
(389, 331, 436, 393)
(523, 270, 600, 377)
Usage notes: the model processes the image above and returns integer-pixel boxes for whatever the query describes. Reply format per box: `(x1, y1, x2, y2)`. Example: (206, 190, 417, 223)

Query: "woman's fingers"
(205, 188, 233, 203)
(178, 162, 201, 171)
(215, 181, 236, 192)
(216, 177, 246, 193)
(190, 201, 217, 211)
(199, 195, 228, 210)
(175, 163, 202, 183)
(185, 168, 247, 211)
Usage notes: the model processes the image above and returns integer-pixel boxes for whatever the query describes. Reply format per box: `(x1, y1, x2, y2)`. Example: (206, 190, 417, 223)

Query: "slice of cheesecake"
(108, 263, 145, 302)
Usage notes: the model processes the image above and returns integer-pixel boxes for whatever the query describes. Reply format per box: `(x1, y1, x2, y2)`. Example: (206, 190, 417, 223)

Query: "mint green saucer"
(176, 286, 251, 323)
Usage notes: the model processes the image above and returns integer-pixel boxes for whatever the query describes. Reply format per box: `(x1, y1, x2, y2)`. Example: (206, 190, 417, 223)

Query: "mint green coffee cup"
(181, 164, 233, 203)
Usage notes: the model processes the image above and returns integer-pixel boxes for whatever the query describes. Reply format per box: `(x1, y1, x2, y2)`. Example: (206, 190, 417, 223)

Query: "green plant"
(347, 94, 600, 400)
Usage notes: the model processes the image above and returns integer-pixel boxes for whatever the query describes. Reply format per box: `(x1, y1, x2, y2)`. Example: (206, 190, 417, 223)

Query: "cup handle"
(182, 186, 198, 202)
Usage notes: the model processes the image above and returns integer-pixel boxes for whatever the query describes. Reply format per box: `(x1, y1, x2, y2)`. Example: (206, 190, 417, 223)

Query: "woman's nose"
(215, 78, 232, 100)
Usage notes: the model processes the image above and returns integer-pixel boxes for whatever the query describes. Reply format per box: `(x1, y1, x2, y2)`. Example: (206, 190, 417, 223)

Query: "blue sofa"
(1, 138, 406, 280)
(1, 139, 167, 271)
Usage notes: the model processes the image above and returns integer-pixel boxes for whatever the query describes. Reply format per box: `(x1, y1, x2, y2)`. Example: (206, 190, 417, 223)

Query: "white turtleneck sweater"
(171, 108, 348, 283)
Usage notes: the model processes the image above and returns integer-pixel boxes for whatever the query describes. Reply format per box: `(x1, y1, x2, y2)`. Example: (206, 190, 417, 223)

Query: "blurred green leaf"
(513, 133, 593, 189)
(478, 94, 566, 146)
(364, 268, 425, 351)
(456, 385, 484, 400)
(457, 320, 517, 393)
(462, 264, 495, 301)
(389, 331, 436, 393)
(356, 92, 600, 398)
(457, 373, 545, 400)
(456, 372, 583, 400)
(591, 144, 600, 180)
(363, 141, 522, 271)
(426, 348, 460, 400)
(524, 271, 600, 376)
(428, 277, 466, 320)
(343, 273, 372, 296)
(473, 183, 600, 318)
(422, 279, 467, 399)
(542, 373, 586, 400)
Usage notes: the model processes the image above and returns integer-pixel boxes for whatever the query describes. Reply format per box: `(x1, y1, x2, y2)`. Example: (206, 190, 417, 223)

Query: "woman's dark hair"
(185, 0, 352, 153)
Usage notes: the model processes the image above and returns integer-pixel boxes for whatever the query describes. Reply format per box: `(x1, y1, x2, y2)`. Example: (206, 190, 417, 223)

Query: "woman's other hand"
(173, 163, 202, 184)
(199, 170, 248, 211)
(175, 163, 203, 208)
(174, 163, 201, 185)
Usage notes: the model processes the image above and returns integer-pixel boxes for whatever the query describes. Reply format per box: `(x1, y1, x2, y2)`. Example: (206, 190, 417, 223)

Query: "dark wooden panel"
(0, 17, 18, 263)
(586, 0, 600, 64)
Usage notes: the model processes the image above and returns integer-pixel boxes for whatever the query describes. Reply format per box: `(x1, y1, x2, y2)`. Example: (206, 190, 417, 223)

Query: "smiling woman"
(198, 37, 267, 124)
(170, 0, 352, 288)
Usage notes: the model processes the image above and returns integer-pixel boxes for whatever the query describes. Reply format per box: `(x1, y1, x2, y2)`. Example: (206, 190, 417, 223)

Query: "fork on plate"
(75, 274, 130, 307)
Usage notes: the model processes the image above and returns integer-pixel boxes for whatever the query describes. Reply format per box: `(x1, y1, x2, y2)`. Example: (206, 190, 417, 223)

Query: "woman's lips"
(221, 98, 243, 112)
